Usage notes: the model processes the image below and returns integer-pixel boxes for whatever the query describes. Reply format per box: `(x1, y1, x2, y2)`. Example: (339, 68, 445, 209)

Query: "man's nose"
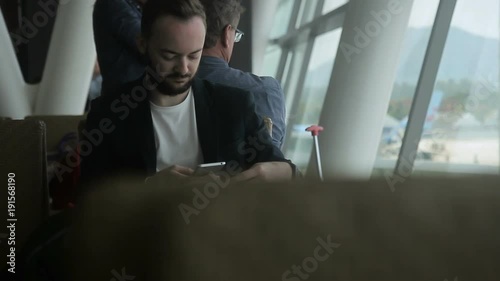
(175, 57, 189, 75)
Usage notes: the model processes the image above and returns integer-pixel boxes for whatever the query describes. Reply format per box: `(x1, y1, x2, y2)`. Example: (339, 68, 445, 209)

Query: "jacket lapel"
(128, 80, 156, 176)
(192, 78, 218, 163)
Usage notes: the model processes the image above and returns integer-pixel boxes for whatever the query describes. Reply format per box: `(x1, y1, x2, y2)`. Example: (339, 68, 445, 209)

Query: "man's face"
(145, 15, 205, 96)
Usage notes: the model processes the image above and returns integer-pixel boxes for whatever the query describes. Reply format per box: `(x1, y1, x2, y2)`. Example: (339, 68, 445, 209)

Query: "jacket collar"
(200, 56, 230, 69)
(132, 79, 156, 176)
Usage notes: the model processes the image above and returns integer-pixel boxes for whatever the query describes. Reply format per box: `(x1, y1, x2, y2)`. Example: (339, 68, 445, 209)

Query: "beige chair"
(24, 115, 87, 210)
(0, 119, 49, 267)
(25, 115, 86, 152)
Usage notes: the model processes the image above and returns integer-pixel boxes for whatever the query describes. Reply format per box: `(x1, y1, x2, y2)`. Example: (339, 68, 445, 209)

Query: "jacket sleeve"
(262, 77, 287, 150)
(107, 0, 142, 54)
(79, 98, 114, 193)
(239, 93, 298, 176)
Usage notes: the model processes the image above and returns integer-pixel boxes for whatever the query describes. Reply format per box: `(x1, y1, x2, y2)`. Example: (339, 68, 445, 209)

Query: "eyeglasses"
(235, 28, 244, 43)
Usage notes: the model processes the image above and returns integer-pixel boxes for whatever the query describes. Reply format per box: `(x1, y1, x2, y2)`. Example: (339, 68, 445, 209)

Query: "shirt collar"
(200, 56, 229, 69)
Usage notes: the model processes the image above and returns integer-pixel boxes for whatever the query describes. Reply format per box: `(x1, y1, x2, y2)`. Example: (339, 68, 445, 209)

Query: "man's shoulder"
(89, 78, 145, 114)
(197, 78, 252, 99)
(201, 65, 283, 95)
(229, 67, 281, 89)
(194, 78, 256, 110)
(230, 70, 284, 103)
(259, 75, 281, 87)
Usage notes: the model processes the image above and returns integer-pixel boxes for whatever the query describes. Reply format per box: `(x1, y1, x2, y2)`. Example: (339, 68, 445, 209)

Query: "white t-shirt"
(150, 88, 203, 171)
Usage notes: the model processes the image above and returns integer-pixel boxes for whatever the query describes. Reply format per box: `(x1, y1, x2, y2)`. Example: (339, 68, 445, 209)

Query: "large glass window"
(284, 29, 343, 172)
(263, 0, 499, 177)
(413, 0, 499, 173)
(262, 0, 347, 172)
(260, 45, 282, 78)
(268, 0, 295, 39)
(282, 39, 308, 114)
(374, 0, 440, 169)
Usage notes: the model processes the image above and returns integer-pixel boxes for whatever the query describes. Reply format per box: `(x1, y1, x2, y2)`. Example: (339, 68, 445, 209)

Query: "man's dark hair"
(199, 0, 245, 48)
(141, 0, 207, 39)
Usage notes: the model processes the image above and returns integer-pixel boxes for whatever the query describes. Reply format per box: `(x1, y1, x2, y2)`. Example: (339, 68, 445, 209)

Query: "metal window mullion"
(393, 0, 457, 177)
(315, 7, 346, 35)
(277, 0, 334, 96)
(263, 0, 301, 83)
(282, 51, 295, 93)
(281, 40, 304, 112)
(281, 1, 345, 149)
(271, 0, 303, 90)
(315, 0, 326, 16)
(282, 32, 316, 149)
(275, 46, 290, 83)
(287, 0, 303, 33)
(275, 4, 347, 47)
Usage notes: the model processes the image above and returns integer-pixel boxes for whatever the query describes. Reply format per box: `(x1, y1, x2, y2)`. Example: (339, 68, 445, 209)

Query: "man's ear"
(221, 25, 232, 48)
(137, 35, 147, 55)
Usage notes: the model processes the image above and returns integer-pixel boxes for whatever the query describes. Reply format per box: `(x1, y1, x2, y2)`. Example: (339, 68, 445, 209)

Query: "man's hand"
(148, 165, 219, 186)
(158, 165, 194, 178)
(232, 162, 292, 183)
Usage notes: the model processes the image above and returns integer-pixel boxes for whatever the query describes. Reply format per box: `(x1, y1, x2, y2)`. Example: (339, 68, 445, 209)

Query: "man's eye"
(188, 55, 199, 60)
(162, 55, 175, 60)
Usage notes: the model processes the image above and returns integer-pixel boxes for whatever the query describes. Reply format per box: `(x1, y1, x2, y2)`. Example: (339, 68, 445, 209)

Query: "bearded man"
(80, 0, 297, 189)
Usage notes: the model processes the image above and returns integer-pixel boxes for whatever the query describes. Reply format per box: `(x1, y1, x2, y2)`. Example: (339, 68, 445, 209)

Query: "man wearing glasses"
(197, 0, 287, 150)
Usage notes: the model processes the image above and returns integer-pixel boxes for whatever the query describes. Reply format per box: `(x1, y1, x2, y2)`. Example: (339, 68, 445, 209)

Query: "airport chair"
(25, 115, 86, 210)
(0, 119, 50, 268)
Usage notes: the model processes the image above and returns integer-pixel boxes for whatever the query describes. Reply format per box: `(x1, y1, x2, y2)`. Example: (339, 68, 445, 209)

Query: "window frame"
(264, 0, 500, 176)
(269, 0, 348, 149)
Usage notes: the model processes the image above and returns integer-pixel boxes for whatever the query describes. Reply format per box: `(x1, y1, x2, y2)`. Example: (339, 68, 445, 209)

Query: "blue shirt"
(197, 56, 286, 149)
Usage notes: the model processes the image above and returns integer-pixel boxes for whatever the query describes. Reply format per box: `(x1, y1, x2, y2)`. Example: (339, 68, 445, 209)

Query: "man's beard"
(145, 57, 195, 96)
(155, 72, 194, 96)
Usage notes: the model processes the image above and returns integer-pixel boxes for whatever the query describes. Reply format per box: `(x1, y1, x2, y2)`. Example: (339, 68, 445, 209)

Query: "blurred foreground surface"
(65, 176, 500, 281)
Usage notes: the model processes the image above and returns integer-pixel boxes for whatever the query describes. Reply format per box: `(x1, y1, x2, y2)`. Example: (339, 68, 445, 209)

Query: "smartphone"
(194, 162, 226, 176)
